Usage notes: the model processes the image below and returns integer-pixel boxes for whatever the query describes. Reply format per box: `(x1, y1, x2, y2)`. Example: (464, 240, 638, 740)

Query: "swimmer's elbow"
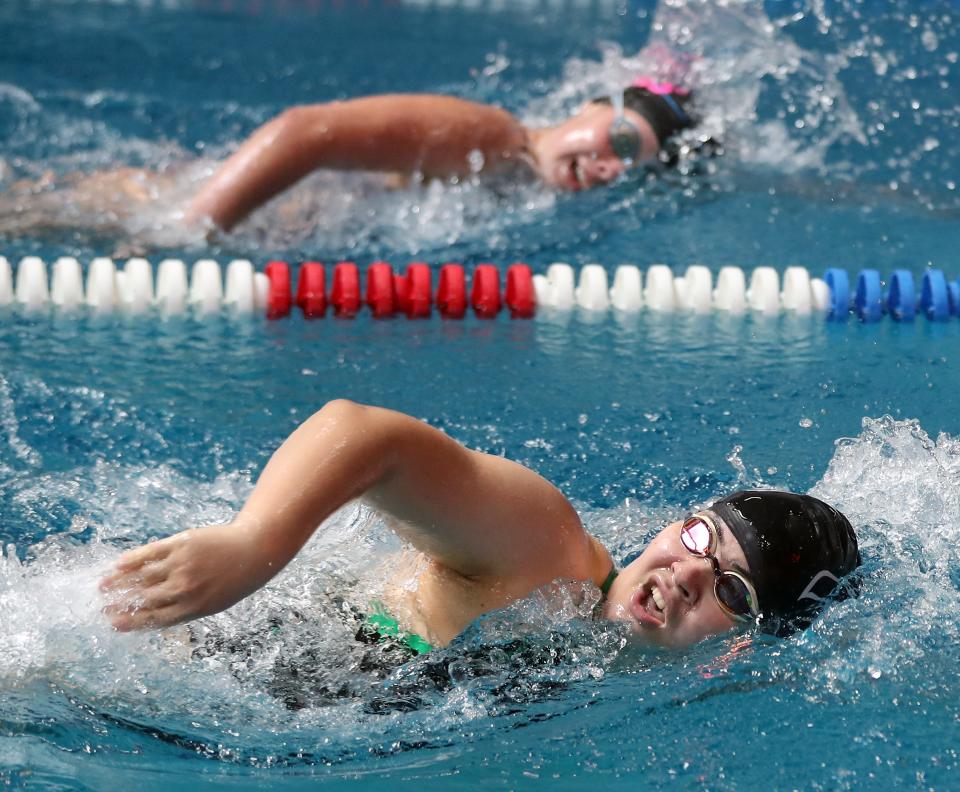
(314, 398, 365, 425)
(313, 399, 392, 439)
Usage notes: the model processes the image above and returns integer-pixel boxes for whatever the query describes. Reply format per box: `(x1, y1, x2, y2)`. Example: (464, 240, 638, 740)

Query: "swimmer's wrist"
(231, 511, 306, 569)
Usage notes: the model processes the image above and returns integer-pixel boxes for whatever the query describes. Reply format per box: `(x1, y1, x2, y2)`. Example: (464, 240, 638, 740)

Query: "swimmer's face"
(531, 102, 659, 191)
(601, 516, 753, 648)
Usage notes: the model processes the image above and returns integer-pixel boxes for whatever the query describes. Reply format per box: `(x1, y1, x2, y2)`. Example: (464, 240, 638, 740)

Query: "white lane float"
(0, 257, 12, 306)
(15, 256, 49, 311)
(51, 257, 83, 309)
(156, 258, 188, 315)
(713, 266, 747, 313)
(575, 264, 610, 311)
(747, 266, 780, 314)
(86, 257, 117, 314)
(189, 259, 223, 315)
(678, 265, 713, 314)
(609, 265, 643, 311)
(225, 259, 256, 313)
(545, 262, 576, 310)
(123, 257, 155, 314)
(644, 264, 676, 312)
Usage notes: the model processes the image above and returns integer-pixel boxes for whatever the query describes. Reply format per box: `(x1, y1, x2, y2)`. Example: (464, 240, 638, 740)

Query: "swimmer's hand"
(99, 521, 274, 631)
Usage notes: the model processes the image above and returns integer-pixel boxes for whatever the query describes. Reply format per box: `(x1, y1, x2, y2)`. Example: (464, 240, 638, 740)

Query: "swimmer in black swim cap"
(602, 490, 860, 646)
(103, 403, 858, 656)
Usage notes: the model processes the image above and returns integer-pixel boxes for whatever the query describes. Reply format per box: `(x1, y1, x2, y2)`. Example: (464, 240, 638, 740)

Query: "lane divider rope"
(0, 255, 957, 321)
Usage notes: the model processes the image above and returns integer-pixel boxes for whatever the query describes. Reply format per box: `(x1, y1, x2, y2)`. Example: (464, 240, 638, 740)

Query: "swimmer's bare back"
(0, 167, 176, 240)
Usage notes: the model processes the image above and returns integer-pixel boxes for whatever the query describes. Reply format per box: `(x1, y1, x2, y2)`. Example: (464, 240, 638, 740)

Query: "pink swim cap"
(631, 76, 690, 96)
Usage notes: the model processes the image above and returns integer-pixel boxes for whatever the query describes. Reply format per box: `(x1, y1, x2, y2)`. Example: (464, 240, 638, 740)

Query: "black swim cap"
(708, 490, 860, 633)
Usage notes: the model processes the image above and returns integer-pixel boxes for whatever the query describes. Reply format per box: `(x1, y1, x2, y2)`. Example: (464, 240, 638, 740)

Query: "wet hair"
(709, 490, 861, 636)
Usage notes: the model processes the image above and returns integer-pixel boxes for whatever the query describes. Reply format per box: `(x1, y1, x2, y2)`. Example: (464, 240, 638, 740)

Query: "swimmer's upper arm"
(188, 95, 527, 229)
(365, 416, 590, 584)
(291, 95, 527, 177)
(239, 400, 590, 586)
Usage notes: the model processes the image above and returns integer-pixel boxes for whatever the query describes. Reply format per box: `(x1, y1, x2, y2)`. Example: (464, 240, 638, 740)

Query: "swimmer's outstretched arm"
(100, 400, 600, 631)
(186, 95, 528, 231)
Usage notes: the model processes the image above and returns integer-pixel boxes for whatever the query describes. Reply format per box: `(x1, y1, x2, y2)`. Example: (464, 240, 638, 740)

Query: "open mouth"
(566, 158, 585, 190)
(630, 581, 667, 627)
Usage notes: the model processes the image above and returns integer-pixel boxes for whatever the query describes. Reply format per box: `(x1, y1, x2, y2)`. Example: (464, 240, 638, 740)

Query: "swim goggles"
(680, 514, 760, 623)
(607, 115, 642, 165)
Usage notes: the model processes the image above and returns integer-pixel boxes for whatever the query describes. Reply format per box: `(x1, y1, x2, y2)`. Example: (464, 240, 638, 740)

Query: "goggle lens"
(609, 117, 641, 164)
(680, 518, 713, 555)
(715, 573, 755, 619)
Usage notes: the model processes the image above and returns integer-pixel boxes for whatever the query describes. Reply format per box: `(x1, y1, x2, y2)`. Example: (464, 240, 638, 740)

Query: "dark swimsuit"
(192, 568, 621, 711)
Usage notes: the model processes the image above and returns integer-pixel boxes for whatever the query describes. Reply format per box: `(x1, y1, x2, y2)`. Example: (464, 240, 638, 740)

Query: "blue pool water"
(3, 0, 960, 789)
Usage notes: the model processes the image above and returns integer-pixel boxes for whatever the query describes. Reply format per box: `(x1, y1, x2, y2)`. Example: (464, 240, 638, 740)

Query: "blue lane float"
(921, 269, 950, 321)
(823, 268, 850, 321)
(887, 269, 916, 321)
(855, 269, 884, 322)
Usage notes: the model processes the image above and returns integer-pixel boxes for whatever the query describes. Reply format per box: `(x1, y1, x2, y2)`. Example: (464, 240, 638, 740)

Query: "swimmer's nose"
(671, 557, 710, 605)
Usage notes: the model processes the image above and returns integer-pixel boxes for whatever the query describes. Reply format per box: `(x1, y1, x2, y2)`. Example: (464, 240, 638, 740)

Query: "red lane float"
(505, 263, 535, 318)
(366, 261, 396, 318)
(264, 260, 292, 319)
(471, 263, 501, 318)
(436, 263, 467, 318)
(296, 261, 326, 318)
(406, 263, 431, 318)
(331, 261, 361, 317)
(393, 272, 410, 315)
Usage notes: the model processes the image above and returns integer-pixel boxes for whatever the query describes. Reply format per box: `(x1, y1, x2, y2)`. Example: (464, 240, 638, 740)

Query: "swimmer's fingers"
(113, 537, 176, 573)
(108, 603, 187, 632)
(99, 560, 170, 593)
(103, 585, 190, 631)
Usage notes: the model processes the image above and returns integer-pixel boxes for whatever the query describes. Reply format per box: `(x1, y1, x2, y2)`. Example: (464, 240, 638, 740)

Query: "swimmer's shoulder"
(343, 93, 528, 165)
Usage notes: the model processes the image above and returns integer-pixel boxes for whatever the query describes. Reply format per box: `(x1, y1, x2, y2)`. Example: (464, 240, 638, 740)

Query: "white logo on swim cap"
(797, 570, 840, 602)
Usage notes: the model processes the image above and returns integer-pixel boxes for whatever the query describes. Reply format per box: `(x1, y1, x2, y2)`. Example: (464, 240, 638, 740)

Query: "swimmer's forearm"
(236, 399, 396, 566)
(186, 107, 331, 230)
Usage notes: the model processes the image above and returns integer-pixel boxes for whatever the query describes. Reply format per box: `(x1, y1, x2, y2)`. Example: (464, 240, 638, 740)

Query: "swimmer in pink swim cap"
(1, 81, 700, 242)
(185, 80, 698, 230)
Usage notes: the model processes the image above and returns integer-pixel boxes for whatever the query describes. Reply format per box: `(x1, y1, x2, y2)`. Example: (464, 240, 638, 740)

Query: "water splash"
(1, 414, 958, 772)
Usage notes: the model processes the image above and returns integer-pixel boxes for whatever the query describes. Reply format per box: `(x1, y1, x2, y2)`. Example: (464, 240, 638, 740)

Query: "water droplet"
(799, 417, 814, 428)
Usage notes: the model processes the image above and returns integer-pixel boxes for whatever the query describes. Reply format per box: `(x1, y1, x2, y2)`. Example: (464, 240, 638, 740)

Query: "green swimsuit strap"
(365, 602, 434, 655)
(599, 565, 619, 597)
